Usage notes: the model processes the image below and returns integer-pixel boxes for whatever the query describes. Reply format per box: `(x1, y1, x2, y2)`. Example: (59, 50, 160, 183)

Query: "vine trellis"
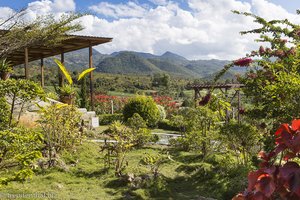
(188, 83, 245, 123)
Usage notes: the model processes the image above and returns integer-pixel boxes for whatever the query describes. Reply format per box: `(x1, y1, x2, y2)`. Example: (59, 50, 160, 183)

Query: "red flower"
(234, 57, 253, 67)
(238, 108, 245, 114)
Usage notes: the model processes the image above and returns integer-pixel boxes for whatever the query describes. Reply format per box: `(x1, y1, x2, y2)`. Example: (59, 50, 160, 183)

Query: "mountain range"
(41, 48, 244, 80)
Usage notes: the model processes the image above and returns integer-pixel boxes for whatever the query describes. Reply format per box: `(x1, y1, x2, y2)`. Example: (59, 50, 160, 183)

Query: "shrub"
(38, 104, 83, 167)
(123, 96, 160, 127)
(0, 127, 43, 185)
(0, 97, 9, 130)
(101, 121, 135, 176)
(219, 121, 261, 165)
(157, 105, 166, 121)
(127, 113, 157, 147)
(98, 113, 123, 125)
(234, 119, 300, 199)
(0, 79, 44, 127)
(157, 119, 180, 131)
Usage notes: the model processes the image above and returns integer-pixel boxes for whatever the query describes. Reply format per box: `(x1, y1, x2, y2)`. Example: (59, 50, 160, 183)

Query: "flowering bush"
(233, 119, 300, 199)
(153, 95, 178, 116)
(94, 94, 128, 114)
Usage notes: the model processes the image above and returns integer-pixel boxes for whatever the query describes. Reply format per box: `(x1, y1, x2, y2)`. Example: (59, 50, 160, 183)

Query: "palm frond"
(78, 68, 95, 81)
(54, 59, 73, 85)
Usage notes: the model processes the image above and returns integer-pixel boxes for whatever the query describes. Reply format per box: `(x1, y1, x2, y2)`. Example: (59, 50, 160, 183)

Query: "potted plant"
(58, 84, 76, 105)
(54, 59, 95, 105)
(0, 58, 13, 80)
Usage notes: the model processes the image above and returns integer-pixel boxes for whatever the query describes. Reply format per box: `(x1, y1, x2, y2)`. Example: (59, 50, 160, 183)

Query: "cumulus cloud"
(0, 0, 299, 60)
(19, 0, 76, 21)
(80, 0, 258, 59)
(0, 7, 15, 19)
(148, 0, 168, 6)
(80, 0, 299, 60)
(89, 2, 147, 19)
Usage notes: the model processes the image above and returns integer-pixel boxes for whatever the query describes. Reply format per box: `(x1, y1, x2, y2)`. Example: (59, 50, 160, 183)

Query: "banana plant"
(54, 58, 95, 104)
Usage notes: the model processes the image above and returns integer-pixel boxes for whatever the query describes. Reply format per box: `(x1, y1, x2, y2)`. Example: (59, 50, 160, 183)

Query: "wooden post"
(89, 45, 94, 111)
(40, 58, 44, 88)
(25, 48, 29, 79)
(225, 88, 229, 124)
(58, 53, 65, 87)
(194, 88, 201, 107)
(237, 90, 241, 123)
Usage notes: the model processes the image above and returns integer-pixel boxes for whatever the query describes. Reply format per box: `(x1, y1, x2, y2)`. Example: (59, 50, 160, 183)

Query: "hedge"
(98, 114, 123, 125)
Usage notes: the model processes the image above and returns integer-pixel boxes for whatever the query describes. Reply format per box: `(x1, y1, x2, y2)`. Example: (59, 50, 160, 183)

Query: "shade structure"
(1, 33, 112, 111)
(5, 34, 112, 65)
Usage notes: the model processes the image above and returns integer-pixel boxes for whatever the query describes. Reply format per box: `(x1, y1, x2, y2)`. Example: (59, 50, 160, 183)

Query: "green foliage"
(127, 113, 156, 147)
(0, 58, 13, 73)
(0, 79, 44, 127)
(54, 59, 95, 104)
(38, 104, 83, 167)
(101, 121, 135, 176)
(58, 84, 76, 96)
(123, 96, 160, 127)
(0, 127, 43, 186)
(157, 119, 180, 131)
(156, 105, 166, 121)
(98, 113, 123, 125)
(0, 97, 9, 130)
(140, 152, 172, 178)
(219, 121, 261, 165)
(170, 107, 219, 154)
(78, 77, 88, 109)
(152, 73, 170, 87)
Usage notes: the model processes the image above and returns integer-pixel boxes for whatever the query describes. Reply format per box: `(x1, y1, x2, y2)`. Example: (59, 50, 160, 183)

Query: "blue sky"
(1, 0, 299, 13)
(0, 0, 299, 59)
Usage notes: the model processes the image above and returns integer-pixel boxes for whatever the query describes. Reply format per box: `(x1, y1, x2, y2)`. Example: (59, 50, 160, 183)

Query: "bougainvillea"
(233, 119, 300, 199)
(234, 57, 253, 67)
(94, 94, 128, 114)
(153, 95, 178, 115)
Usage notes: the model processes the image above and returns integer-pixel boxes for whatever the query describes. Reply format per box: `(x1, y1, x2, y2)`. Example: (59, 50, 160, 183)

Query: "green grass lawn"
(1, 141, 245, 200)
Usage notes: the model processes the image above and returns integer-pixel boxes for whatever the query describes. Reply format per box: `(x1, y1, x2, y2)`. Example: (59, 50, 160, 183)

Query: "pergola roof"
(5, 34, 112, 65)
(188, 83, 245, 90)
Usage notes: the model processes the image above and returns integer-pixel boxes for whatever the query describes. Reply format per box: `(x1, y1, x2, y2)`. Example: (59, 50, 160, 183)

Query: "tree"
(217, 11, 300, 129)
(0, 79, 44, 127)
(0, 9, 83, 59)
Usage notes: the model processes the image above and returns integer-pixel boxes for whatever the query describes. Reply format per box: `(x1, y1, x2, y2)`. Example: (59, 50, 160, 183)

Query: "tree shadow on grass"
(73, 168, 109, 178)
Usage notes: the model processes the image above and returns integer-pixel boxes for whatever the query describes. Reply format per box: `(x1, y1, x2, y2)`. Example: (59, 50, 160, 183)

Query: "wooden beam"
(89, 45, 94, 111)
(41, 58, 44, 88)
(24, 48, 29, 79)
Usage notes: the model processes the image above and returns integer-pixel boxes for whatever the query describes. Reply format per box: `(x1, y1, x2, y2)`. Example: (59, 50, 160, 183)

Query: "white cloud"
(148, 0, 168, 6)
(81, 0, 258, 59)
(251, 0, 300, 23)
(1, 0, 299, 60)
(0, 7, 15, 20)
(23, 0, 76, 21)
(89, 2, 147, 19)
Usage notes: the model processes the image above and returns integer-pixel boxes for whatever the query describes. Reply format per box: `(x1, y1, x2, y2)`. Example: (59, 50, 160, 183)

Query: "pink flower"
(259, 46, 265, 55)
(234, 57, 253, 67)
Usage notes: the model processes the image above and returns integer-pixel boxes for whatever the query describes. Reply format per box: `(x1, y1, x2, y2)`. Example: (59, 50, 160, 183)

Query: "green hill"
(96, 52, 162, 75)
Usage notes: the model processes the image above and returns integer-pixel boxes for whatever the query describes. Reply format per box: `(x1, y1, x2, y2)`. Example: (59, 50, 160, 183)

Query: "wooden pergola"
(188, 83, 245, 123)
(4, 34, 112, 110)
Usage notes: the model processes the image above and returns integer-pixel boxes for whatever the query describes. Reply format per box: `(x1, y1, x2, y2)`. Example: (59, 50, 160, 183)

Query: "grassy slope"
(1, 142, 246, 200)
